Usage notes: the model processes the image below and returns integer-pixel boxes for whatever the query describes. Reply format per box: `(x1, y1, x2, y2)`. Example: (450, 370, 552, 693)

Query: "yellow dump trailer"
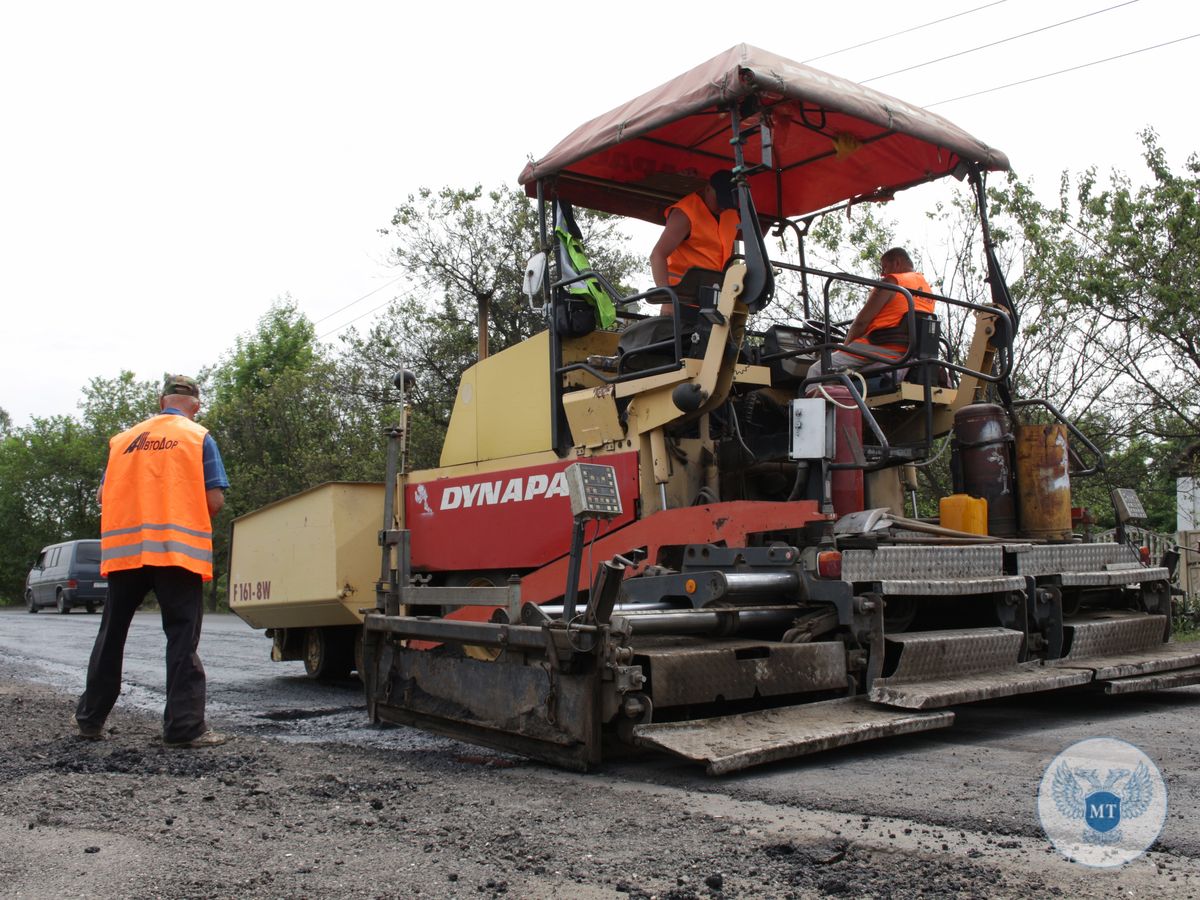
(229, 482, 384, 677)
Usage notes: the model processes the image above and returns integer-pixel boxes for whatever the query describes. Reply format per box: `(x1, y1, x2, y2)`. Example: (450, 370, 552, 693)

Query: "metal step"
(868, 627, 1092, 709)
(1061, 614, 1169, 660)
(632, 697, 953, 775)
(1051, 615, 1200, 687)
(1063, 641, 1200, 681)
(1100, 666, 1200, 695)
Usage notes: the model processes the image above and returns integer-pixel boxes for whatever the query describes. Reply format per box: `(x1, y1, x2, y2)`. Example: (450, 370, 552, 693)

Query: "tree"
(202, 298, 395, 607)
(349, 183, 641, 469)
(0, 417, 101, 600)
(210, 294, 318, 400)
(0, 372, 164, 601)
(984, 132, 1200, 529)
(762, 202, 897, 327)
(989, 131, 1200, 437)
(78, 371, 160, 439)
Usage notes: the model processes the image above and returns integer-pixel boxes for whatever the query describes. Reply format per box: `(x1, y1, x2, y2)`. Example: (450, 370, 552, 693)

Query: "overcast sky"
(2, 0, 1196, 426)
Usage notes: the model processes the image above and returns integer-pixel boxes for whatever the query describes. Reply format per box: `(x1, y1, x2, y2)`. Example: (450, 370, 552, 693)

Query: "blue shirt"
(101, 408, 230, 492)
(161, 407, 230, 490)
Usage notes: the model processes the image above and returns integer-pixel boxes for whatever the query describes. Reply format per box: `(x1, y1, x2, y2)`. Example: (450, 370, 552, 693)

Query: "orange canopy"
(519, 44, 1010, 224)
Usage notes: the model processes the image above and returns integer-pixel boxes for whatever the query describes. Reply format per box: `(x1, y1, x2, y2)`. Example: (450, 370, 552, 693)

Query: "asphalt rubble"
(2, 677, 1198, 899)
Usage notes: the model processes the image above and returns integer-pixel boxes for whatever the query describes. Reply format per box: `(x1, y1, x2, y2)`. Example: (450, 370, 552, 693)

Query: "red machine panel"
(406, 452, 640, 572)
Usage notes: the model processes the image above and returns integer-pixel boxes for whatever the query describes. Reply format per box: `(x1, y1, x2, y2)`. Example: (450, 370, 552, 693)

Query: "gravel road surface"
(3, 608, 1200, 898)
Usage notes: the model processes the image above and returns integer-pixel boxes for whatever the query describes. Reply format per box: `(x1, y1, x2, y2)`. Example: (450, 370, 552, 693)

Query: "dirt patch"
(2, 677, 1196, 899)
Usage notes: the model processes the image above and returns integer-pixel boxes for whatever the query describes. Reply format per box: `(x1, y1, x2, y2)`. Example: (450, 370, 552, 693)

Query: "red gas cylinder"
(823, 384, 864, 516)
(952, 403, 1017, 536)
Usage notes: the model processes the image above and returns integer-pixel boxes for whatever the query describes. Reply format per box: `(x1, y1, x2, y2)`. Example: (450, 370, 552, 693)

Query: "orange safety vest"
(665, 192, 739, 284)
(853, 270, 936, 354)
(100, 413, 214, 581)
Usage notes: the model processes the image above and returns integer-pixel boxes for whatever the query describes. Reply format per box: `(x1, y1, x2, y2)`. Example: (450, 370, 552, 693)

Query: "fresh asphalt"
(3, 607, 1200, 859)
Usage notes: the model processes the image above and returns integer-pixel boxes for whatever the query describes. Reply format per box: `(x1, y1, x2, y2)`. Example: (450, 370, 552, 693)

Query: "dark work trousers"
(75, 565, 208, 743)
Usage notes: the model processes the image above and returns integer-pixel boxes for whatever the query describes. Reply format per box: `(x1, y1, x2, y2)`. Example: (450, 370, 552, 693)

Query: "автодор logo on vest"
(122, 432, 181, 454)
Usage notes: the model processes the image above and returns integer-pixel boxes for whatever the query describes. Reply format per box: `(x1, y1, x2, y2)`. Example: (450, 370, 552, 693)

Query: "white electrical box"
(789, 398, 827, 460)
(564, 462, 623, 519)
(1112, 488, 1147, 523)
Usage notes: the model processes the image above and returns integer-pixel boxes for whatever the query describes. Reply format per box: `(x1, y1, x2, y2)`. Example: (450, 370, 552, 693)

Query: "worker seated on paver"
(649, 171, 740, 317)
(616, 173, 739, 372)
(807, 247, 936, 381)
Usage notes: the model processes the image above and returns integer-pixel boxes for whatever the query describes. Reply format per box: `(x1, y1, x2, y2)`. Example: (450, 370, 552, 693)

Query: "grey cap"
(162, 374, 200, 398)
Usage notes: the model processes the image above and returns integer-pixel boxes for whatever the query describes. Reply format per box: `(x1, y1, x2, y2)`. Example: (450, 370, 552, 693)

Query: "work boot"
(164, 730, 229, 749)
(72, 715, 104, 741)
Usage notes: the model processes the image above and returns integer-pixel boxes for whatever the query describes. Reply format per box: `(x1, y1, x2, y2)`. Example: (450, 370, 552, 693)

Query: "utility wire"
(862, 0, 1140, 83)
(317, 284, 420, 341)
(312, 272, 406, 325)
(925, 32, 1200, 107)
(802, 0, 1009, 64)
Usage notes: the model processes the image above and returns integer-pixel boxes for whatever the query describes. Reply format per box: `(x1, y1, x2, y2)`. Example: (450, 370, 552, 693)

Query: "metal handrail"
(759, 262, 1015, 389)
(755, 261, 1016, 470)
(551, 270, 689, 385)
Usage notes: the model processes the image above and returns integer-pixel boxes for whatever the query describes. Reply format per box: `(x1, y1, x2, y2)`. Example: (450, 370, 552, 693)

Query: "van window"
(47, 547, 61, 567)
(76, 543, 101, 565)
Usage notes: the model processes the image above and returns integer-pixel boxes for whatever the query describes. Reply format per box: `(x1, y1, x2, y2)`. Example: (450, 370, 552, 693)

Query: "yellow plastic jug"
(940, 493, 988, 535)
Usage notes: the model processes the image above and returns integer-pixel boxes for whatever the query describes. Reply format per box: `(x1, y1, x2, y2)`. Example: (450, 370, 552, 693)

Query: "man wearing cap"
(650, 171, 740, 313)
(74, 374, 230, 748)
(807, 247, 936, 380)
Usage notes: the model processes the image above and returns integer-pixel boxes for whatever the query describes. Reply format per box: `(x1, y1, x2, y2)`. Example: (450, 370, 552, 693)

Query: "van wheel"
(303, 628, 352, 680)
(26, 591, 37, 614)
(56, 590, 70, 614)
(85, 602, 96, 614)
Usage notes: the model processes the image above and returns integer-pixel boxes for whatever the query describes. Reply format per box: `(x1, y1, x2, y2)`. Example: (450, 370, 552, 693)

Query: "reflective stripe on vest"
(100, 413, 214, 581)
(101, 538, 214, 566)
(665, 192, 738, 284)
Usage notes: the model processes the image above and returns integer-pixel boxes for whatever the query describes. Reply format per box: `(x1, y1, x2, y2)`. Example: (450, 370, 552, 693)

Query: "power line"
(312, 272, 406, 325)
(862, 0, 1140, 83)
(924, 32, 1200, 107)
(802, 0, 1009, 64)
(317, 284, 421, 341)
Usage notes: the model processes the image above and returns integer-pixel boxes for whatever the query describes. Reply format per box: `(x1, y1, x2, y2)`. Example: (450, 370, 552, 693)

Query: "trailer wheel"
(303, 627, 352, 679)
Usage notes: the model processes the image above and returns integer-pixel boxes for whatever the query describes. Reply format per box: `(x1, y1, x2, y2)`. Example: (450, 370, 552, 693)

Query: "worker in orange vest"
(808, 246, 936, 379)
(73, 374, 230, 748)
(650, 171, 740, 314)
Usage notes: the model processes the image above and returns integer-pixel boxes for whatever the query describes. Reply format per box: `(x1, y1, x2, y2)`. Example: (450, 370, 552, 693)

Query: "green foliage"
(0, 372, 158, 602)
(0, 418, 99, 600)
(360, 183, 639, 468)
(201, 299, 395, 605)
(984, 132, 1200, 530)
(79, 371, 160, 438)
(766, 204, 897, 325)
(989, 131, 1200, 433)
(4, 157, 1196, 605)
(208, 296, 317, 401)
